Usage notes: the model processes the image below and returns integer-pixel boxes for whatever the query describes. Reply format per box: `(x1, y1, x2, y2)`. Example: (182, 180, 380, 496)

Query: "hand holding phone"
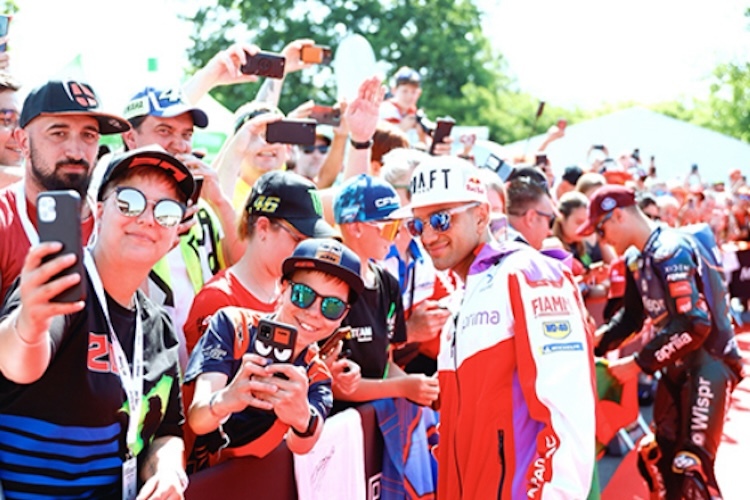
(319, 326, 351, 360)
(309, 105, 341, 127)
(429, 117, 455, 155)
(240, 50, 286, 79)
(37, 191, 85, 303)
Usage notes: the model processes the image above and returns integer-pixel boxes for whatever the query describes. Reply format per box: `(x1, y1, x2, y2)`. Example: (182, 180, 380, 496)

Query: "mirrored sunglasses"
(108, 186, 186, 228)
(289, 282, 349, 321)
(406, 202, 479, 237)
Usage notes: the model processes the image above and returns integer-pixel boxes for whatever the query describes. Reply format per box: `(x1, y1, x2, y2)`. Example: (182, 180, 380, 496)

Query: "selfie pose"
(185, 238, 364, 469)
(0, 146, 194, 499)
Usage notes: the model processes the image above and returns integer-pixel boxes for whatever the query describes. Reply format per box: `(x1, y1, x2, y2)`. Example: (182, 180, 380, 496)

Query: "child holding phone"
(185, 238, 364, 469)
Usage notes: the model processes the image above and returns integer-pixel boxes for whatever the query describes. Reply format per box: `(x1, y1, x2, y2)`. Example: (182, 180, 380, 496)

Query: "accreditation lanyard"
(83, 251, 143, 500)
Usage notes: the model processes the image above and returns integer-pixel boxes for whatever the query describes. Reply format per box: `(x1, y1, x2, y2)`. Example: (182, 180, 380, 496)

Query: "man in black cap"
(0, 79, 129, 301)
(579, 184, 744, 500)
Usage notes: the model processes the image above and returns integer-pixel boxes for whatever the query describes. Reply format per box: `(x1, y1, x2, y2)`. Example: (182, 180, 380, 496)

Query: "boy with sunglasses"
(393, 156, 596, 499)
(0, 146, 194, 498)
(184, 238, 363, 469)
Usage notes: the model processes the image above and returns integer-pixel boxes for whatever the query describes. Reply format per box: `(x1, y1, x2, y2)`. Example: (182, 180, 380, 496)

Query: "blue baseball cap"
(123, 87, 208, 128)
(333, 174, 400, 224)
(282, 238, 364, 300)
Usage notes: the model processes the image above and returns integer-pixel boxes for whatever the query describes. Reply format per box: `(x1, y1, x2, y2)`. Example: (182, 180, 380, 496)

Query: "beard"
(28, 138, 92, 197)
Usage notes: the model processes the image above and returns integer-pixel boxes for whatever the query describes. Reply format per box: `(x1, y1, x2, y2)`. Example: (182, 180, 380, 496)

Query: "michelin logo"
(541, 342, 583, 354)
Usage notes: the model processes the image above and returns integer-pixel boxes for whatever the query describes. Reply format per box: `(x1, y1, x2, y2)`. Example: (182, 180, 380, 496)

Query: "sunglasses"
(107, 187, 186, 228)
(0, 108, 18, 129)
(301, 144, 330, 155)
(289, 282, 349, 321)
(595, 211, 615, 237)
(406, 202, 479, 237)
(364, 219, 401, 241)
(534, 209, 556, 230)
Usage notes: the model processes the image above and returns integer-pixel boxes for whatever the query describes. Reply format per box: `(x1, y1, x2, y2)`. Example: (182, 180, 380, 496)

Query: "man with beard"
(0, 79, 129, 301)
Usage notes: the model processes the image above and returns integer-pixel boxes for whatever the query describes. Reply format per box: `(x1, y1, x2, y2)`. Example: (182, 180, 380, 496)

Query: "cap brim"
(282, 258, 364, 299)
(576, 220, 596, 237)
(287, 217, 337, 238)
(162, 106, 209, 129)
(35, 111, 131, 135)
(388, 205, 414, 219)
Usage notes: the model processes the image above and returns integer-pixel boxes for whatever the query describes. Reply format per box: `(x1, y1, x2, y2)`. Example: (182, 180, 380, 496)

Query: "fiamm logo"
(542, 320, 571, 339)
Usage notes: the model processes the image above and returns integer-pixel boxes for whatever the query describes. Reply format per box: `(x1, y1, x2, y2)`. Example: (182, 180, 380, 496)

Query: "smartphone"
(309, 105, 341, 127)
(266, 119, 316, 145)
(189, 176, 204, 206)
(300, 45, 333, 65)
(483, 154, 514, 182)
(429, 117, 455, 155)
(318, 326, 351, 360)
(37, 190, 85, 303)
(535, 153, 549, 167)
(0, 15, 10, 52)
(240, 50, 286, 79)
(254, 318, 298, 364)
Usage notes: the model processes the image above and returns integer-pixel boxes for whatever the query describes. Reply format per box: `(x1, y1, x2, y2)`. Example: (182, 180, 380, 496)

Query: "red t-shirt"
(183, 268, 277, 356)
(0, 184, 95, 302)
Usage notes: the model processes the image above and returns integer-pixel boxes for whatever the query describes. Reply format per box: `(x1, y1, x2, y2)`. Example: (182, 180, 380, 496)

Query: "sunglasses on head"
(107, 186, 186, 228)
(406, 202, 479, 237)
(289, 282, 349, 320)
(301, 144, 330, 155)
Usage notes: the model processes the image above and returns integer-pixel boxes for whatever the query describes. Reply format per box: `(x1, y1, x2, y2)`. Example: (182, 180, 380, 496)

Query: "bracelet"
(11, 313, 47, 347)
(349, 137, 373, 150)
(208, 392, 229, 424)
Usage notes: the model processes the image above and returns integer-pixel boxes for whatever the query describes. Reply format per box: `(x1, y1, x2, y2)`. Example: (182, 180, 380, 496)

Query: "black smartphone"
(36, 190, 85, 303)
(189, 176, 204, 206)
(254, 318, 298, 364)
(240, 50, 286, 79)
(429, 117, 455, 155)
(300, 45, 333, 65)
(309, 105, 341, 127)
(535, 153, 549, 167)
(266, 119, 316, 145)
(483, 154, 514, 182)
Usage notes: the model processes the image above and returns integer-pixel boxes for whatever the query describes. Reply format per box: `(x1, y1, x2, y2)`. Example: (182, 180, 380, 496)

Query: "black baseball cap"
(97, 145, 195, 203)
(20, 79, 130, 134)
(562, 165, 583, 186)
(282, 238, 364, 300)
(246, 171, 336, 238)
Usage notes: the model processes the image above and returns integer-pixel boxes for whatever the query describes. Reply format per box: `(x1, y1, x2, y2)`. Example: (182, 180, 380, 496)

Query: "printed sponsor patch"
(668, 280, 692, 297)
(542, 320, 571, 339)
(541, 342, 583, 354)
(676, 296, 692, 313)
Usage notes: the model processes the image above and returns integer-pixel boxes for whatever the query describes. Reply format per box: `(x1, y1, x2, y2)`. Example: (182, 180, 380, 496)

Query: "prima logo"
(461, 310, 500, 330)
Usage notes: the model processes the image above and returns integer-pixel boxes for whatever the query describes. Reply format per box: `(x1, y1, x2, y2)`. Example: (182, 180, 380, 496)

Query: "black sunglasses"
(289, 282, 349, 321)
(301, 145, 329, 155)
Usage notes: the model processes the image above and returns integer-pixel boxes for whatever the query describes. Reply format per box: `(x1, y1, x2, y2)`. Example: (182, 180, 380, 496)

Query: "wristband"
(291, 407, 320, 438)
(349, 137, 373, 150)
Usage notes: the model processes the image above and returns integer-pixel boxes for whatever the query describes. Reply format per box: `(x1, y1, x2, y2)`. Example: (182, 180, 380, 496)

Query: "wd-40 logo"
(543, 321, 571, 339)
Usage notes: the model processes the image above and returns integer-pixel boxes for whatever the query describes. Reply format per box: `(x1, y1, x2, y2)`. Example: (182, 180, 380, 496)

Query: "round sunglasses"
(107, 186, 186, 228)
(289, 281, 349, 320)
(405, 202, 479, 237)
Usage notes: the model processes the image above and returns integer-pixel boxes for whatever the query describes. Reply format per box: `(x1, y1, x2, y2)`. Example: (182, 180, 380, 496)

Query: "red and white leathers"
(436, 241, 597, 499)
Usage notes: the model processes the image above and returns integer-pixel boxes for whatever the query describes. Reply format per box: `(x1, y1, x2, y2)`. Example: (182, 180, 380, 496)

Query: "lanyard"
(83, 250, 144, 458)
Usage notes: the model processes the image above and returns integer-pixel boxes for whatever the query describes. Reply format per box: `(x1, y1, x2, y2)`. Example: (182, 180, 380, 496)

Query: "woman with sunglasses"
(0, 146, 193, 499)
(184, 238, 364, 467)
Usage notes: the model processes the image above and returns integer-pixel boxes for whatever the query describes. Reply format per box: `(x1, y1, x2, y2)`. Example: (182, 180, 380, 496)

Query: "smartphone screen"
(37, 190, 85, 303)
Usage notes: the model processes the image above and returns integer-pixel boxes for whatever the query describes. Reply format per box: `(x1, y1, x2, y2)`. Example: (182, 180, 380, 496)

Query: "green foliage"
(185, 0, 570, 144)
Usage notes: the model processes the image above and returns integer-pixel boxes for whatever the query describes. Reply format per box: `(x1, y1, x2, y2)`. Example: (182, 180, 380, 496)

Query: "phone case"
(301, 46, 332, 65)
(266, 119, 317, 145)
(429, 118, 455, 155)
(240, 51, 286, 79)
(37, 190, 85, 303)
(254, 318, 298, 364)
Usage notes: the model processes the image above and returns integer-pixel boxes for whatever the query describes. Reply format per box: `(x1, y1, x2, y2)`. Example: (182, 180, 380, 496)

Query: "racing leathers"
(596, 224, 743, 499)
(436, 240, 597, 499)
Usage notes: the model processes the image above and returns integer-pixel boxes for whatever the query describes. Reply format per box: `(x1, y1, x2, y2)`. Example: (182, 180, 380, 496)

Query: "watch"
(292, 407, 320, 438)
(349, 137, 373, 150)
